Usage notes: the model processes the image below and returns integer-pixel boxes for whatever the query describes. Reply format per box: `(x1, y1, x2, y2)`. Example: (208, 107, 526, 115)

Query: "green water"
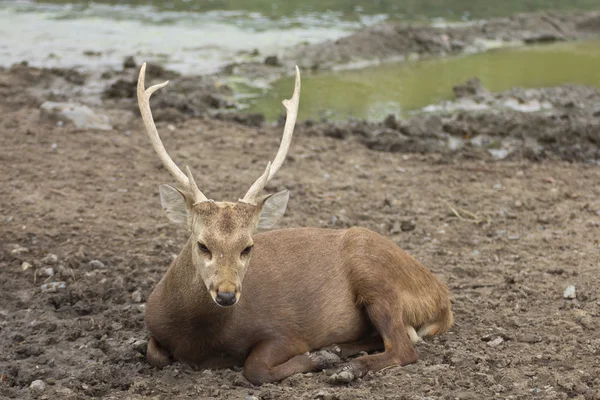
(244, 40, 600, 122)
(33, 0, 600, 22)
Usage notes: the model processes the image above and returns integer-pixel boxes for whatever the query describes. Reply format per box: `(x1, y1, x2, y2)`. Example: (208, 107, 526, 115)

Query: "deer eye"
(197, 242, 211, 256)
(241, 245, 253, 256)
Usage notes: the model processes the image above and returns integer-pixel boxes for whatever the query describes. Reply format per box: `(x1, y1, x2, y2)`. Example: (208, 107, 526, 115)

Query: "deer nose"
(215, 291, 237, 307)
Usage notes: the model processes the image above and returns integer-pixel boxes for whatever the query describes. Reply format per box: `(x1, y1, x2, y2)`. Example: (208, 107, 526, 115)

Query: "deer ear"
(257, 190, 289, 230)
(159, 184, 189, 224)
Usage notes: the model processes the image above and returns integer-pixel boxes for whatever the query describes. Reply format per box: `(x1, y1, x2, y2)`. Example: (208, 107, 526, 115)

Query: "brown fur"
(145, 203, 453, 384)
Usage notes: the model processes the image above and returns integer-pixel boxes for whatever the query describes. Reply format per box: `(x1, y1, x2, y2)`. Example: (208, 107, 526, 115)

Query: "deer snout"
(208, 281, 240, 307)
(215, 291, 237, 307)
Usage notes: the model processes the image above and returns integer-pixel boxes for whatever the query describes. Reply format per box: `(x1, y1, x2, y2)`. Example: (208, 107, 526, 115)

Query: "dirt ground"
(1, 61, 600, 400)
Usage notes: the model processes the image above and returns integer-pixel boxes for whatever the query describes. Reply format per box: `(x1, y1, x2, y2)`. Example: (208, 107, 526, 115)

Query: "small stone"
(514, 200, 523, 208)
(41, 254, 58, 265)
(131, 289, 142, 303)
(11, 245, 29, 255)
(508, 235, 521, 241)
(30, 380, 46, 392)
(40, 281, 66, 292)
(21, 261, 32, 271)
(132, 339, 148, 353)
(487, 337, 504, 347)
(493, 183, 502, 190)
(517, 334, 541, 343)
(472, 250, 480, 257)
(89, 260, 106, 269)
(41, 267, 54, 277)
(400, 220, 416, 232)
(563, 285, 576, 299)
(315, 391, 328, 399)
(329, 370, 355, 384)
(245, 396, 259, 400)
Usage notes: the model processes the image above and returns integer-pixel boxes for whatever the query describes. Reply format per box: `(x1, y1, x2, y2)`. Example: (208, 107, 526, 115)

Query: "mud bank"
(304, 79, 600, 163)
(224, 10, 600, 81)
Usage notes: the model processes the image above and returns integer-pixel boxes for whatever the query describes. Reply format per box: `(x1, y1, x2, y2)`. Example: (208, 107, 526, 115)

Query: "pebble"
(487, 337, 504, 347)
(400, 220, 416, 232)
(11, 245, 29, 254)
(245, 396, 259, 400)
(132, 339, 148, 353)
(89, 260, 106, 269)
(29, 380, 46, 392)
(41, 254, 58, 265)
(21, 261, 32, 271)
(41, 267, 55, 277)
(131, 289, 143, 303)
(41, 281, 66, 292)
(563, 285, 576, 299)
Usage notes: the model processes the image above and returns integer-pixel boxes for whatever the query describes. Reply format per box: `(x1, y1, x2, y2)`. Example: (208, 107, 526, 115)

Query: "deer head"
(137, 63, 300, 307)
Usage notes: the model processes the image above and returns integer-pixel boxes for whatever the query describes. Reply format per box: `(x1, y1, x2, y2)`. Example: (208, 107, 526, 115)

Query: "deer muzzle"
(209, 280, 241, 307)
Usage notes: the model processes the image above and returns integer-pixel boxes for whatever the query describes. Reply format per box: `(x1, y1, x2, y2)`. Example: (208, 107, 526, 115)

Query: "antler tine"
(137, 62, 208, 203)
(242, 66, 301, 204)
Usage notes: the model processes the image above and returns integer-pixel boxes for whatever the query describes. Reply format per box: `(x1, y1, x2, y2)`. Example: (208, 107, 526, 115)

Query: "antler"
(242, 66, 301, 204)
(137, 62, 208, 203)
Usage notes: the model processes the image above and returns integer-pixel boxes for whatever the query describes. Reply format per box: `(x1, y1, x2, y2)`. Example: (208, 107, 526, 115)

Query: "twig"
(49, 188, 68, 197)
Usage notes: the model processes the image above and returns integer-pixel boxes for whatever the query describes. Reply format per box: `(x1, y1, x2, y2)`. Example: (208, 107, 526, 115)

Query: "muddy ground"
(2, 7, 600, 396)
(1, 59, 600, 400)
(225, 10, 600, 81)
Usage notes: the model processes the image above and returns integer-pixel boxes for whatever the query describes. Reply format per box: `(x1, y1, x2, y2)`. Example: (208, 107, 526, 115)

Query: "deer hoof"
(328, 369, 355, 384)
(309, 349, 341, 369)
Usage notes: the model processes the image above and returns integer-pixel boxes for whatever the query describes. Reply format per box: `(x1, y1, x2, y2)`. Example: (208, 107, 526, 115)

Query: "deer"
(136, 62, 453, 385)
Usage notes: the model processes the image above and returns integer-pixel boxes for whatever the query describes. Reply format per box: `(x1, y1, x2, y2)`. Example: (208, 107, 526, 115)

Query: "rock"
(41, 282, 66, 292)
(123, 55, 136, 69)
(132, 339, 148, 353)
(487, 337, 504, 347)
(563, 285, 576, 299)
(41, 267, 54, 277)
(89, 260, 106, 269)
(453, 77, 490, 99)
(30, 380, 46, 392)
(245, 396, 260, 400)
(517, 334, 542, 343)
(103, 79, 136, 99)
(11, 245, 29, 255)
(41, 254, 58, 265)
(131, 289, 143, 303)
(21, 261, 32, 271)
(523, 32, 565, 44)
(264, 55, 279, 66)
(40, 101, 113, 131)
(400, 220, 416, 232)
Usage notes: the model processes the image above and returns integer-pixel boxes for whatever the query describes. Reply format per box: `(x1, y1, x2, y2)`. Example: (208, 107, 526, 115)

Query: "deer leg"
(243, 340, 340, 385)
(146, 336, 172, 368)
(329, 301, 418, 384)
(321, 334, 384, 359)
